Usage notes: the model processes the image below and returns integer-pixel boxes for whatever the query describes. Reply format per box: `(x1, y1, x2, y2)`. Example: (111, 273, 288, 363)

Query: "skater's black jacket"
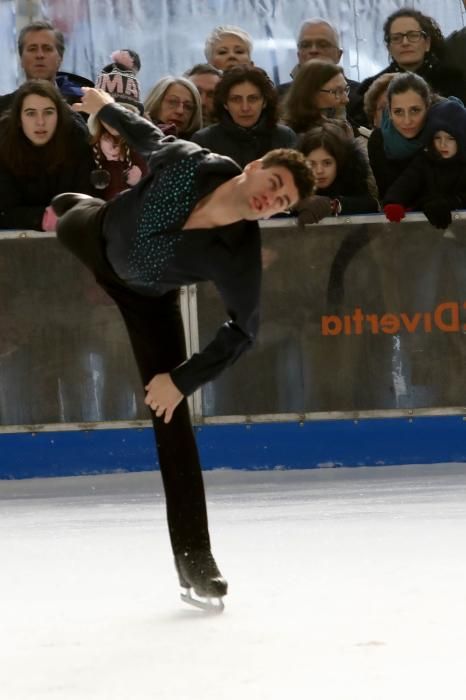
(95, 103, 261, 397)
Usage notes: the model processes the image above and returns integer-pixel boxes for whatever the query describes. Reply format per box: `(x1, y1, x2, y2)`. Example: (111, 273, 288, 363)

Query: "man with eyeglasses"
(352, 9, 466, 128)
(49, 87, 314, 613)
(277, 18, 361, 128)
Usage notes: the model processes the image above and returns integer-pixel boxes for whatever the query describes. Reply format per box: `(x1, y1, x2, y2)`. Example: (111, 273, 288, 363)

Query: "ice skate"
(51, 192, 95, 217)
(175, 550, 227, 613)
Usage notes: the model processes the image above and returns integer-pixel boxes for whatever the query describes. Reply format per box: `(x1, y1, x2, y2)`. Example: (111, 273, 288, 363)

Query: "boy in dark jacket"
(383, 98, 466, 229)
(51, 87, 314, 611)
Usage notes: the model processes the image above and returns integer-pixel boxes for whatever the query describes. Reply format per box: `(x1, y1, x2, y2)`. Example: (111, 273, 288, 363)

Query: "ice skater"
(52, 87, 314, 611)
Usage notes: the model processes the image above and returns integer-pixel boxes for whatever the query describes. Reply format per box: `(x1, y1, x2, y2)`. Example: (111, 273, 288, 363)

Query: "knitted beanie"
(89, 50, 143, 136)
(95, 51, 143, 112)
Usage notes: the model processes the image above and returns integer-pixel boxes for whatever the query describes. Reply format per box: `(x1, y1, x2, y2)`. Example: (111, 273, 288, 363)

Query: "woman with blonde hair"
(144, 77, 202, 138)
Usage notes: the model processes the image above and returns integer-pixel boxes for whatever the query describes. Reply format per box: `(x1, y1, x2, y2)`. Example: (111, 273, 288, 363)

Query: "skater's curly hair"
(261, 148, 314, 202)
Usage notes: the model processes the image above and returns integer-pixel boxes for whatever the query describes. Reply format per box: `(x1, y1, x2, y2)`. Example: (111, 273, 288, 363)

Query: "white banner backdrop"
(1, 0, 464, 98)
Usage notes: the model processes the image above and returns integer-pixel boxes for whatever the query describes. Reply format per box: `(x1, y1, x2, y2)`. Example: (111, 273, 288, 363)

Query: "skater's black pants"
(56, 199, 211, 555)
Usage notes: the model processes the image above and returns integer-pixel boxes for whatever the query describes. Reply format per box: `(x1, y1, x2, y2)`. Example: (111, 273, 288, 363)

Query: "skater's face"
(433, 130, 458, 159)
(159, 83, 195, 134)
(224, 80, 265, 128)
(20, 94, 58, 145)
(241, 161, 299, 219)
(20, 29, 62, 80)
(389, 89, 428, 139)
(306, 147, 337, 189)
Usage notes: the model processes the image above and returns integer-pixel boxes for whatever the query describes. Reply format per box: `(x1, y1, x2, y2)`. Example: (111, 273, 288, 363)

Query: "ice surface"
(1, 464, 466, 700)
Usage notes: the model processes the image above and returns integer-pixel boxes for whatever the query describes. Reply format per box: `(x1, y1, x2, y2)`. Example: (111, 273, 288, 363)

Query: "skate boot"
(175, 549, 228, 612)
(51, 192, 95, 217)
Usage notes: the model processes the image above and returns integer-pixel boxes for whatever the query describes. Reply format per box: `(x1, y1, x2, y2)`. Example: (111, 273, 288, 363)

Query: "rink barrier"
(0, 213, 465, 478)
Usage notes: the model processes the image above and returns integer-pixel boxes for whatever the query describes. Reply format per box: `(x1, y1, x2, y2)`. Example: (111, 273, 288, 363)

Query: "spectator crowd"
(1, 8, 466, 232)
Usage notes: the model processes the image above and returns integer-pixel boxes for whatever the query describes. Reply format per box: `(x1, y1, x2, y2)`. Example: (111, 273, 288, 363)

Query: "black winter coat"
(383, 148, 466, 210)
(191, 113, 297, 168)
(352, 56, 466, 128)
(0, 123, 95, 230)
(315, 141, 379, 214)
(367, 128, 421, 199)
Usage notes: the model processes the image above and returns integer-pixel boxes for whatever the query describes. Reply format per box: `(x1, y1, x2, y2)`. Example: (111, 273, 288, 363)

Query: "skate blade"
(180, 588, 225, 614)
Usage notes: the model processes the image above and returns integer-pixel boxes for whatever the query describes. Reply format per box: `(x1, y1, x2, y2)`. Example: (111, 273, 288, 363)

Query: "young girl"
(0, 80, 94, 231)
(89, 50, 148, 199)
(297, 121, 379, 223)
(383, 98, 466, 228)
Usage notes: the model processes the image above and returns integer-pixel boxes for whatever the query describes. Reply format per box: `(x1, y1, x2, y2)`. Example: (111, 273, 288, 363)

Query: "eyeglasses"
(163, 97, 195, 113)
(319, 85, 350, 98)
(388, 30, 427, 45)
(298, 39, 338, 51)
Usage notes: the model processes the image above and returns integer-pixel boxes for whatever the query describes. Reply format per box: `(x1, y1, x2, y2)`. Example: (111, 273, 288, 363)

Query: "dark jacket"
(191, 113, 297, 168)
(368, 127, 421, 200)
(383, 149, 466, 211)
(94, 103, 262, 396)
(384, 99, 466, 209)
(0, 123, 95, 230)
(0, 73, 94, 114)
(353, 55, 466, 128)
(315, 140, 379, 214)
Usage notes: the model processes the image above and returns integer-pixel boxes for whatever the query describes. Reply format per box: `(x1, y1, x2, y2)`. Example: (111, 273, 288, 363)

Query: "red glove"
(41, 205, 58, 231)
(383, 203, 406, 223)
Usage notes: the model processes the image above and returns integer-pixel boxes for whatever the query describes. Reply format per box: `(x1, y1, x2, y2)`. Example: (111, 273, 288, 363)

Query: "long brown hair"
(282, 60, 343, 133)
(0, 80, 77, 176)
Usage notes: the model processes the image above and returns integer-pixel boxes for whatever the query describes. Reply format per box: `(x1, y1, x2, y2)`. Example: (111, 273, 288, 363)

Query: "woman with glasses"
(144, 76, 202, 138)
(282, 60, 351, 136)
(354, 8, 466, 126)
(191, 65, 296, 168)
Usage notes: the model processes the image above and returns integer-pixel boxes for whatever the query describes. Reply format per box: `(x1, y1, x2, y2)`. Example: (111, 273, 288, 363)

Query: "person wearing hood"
(383, 98, 466, 229)
(191, 65, 296, 168)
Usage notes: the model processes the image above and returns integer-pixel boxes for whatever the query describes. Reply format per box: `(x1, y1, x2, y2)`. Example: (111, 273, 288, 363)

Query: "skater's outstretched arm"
(72, 87, 174, 158)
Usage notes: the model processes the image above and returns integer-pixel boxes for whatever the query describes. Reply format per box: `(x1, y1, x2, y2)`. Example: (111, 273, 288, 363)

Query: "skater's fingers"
(155, 405, 166, 419)
(164, 406, 174, 424)
(71, 102, 87, 113)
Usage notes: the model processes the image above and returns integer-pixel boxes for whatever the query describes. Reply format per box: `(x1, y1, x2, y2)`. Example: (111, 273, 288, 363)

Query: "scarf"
(381, 107, 426, 160)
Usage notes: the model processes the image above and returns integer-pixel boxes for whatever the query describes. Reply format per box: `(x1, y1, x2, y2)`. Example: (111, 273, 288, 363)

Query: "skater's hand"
(144, 373, 184, 424)
(72, 87, 115, 115)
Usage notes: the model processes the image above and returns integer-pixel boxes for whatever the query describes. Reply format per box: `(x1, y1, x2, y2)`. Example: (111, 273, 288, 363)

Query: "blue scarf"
(381, 108, 426, 160)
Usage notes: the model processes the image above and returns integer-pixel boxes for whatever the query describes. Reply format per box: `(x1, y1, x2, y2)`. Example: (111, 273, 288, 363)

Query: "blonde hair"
(204, 25, 253, 63)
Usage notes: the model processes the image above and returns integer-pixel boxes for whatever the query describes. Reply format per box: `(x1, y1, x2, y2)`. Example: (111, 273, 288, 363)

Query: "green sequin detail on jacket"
(128, 153, 204, 284)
